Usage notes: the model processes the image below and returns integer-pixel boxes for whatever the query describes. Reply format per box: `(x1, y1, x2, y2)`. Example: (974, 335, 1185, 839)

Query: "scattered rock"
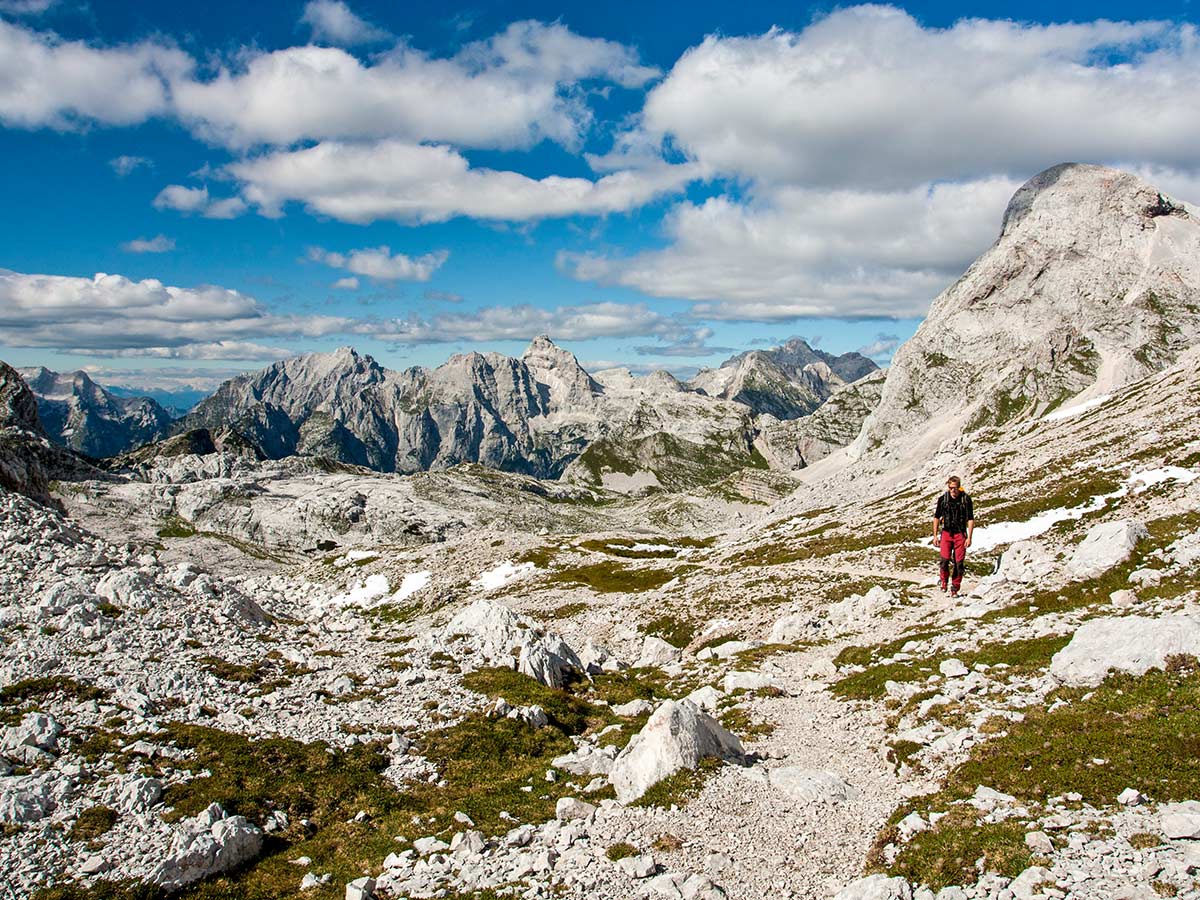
(1066, 519, 1148, 578)
(1049, 613, 1200, 686)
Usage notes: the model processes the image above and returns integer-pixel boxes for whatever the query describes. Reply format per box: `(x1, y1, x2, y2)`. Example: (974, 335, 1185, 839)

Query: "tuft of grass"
(719, 706, 775, 741)
(362, 603, 422, 626)
(832, 633, 1070, 701)
(68, 806, 118, 841)
(1129, 832, 1161, 850)
(549, 601, 589, 619)
(197, 656, 267, 684)
(541, 562, 688, 594)
(156, 516, 197, 539)
(606, 842, 639, 861)
(461, 668, 604, 735)
(633, 757, 723, 809)
(1, 676, 108, 710)
(883, 807, 1031, 891)
(643, 614, 697, 648)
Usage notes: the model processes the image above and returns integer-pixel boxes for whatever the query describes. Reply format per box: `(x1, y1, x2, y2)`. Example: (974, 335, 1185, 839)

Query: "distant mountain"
(690, 339, 878, 419)
(852, 163, 1200, 465)
(106, 385, 210, 418)
(18, 368, 175, 458)
(169, 335, 866, 492)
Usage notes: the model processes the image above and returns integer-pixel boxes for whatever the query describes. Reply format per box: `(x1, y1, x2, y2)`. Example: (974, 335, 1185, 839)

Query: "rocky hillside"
(851, 163, 1200, 471)
(175, 336, 864, 492)
(19, 368, 175, 458)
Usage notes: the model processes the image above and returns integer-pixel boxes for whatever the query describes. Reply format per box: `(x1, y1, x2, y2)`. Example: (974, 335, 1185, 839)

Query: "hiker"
(931, 475, 974, 597)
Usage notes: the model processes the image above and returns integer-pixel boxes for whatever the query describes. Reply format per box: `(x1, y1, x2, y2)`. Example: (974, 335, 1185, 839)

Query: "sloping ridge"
(850, 163, 1200, 468)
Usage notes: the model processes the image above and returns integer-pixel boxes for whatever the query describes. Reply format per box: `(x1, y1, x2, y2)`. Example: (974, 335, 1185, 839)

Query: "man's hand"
(931, 535, 940, 547)
(964, 536, 972, 549)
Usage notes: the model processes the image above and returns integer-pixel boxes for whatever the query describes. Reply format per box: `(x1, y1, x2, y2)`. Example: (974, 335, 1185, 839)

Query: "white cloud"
(231, 140, 697, 224)
(331, 276, 359, 290)
(80, 364, 249, 392)
(0, 0, 58, 16)
(858, 333, 901, 360)
(0, 20, 189, 129)
(172, 20, 657, 150)
(109, 154, 152, 177)
(121, 234, 175, 253)
(561, 176, 1020, 319)
(374, 302, 709, 346)
(0, 267, 695, 357)
(153, 184, 247, 219)
(637, 8, 1200, 189)
(300, 0, 390, 46)
(309, 245, 449, 281)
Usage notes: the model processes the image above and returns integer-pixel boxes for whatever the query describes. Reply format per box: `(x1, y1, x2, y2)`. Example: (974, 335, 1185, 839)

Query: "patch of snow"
(600, 470, 661, 492)
(471, 561, 537, 592)
(1042, 393, 1110, 422)
(390, 571, 431, 603)
(1128, 466, 1198, 494)
(319, 573, 390, 611)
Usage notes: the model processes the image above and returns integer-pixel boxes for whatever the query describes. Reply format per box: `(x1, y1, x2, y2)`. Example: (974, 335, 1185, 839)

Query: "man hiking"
(931, 475, 974, 597)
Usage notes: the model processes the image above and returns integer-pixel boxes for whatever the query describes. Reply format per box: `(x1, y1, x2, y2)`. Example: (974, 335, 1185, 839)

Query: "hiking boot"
(939, 580, 948, 593)
(950, 588, 960, 598)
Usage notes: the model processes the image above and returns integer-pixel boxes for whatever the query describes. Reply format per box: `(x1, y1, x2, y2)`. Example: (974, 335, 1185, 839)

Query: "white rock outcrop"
(833, 874, 912, 900)
(768, 768, 859, 804)
(636, 636, 684, 668)
(441, 600, 583, 688)
(608, 700, 743, 803)
(152, 803, 264, 889)
(1067, 520, 1148, 579)
(1049, 613, 1200, 686)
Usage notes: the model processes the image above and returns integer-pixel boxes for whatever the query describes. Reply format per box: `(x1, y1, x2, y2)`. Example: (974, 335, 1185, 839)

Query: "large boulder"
(990, 540, 1055, 585)
(1049, 614, 1200, 686)
(1066, 520, 1148, 579)
(827, 587, 898, 630)
(151, 803, 263, 889)
(608, 699, 743, 803)
(441, 600, 583, 688)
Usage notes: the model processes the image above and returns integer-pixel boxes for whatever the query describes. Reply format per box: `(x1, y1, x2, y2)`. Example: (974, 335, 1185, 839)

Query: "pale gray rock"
(554, 797, 596, 822)
(1007, 866, 1054, 900)
(0, 774, 57, 824)
(1161, 801, 1200, 839)
(723, 671, 775, 693)
(768, 768, 860, 804)
(345, 876, 376, 900)
(617, 854, 656, 878)
(939, 659, 969, 678)
(636, 636, 684, 668)
(833, 874, 913, 900)
(103, 775, 163, 813)
(1050, 613, 1200, 686)
(609, 700, 743, 803)
(152, 803, 264, 889)
(1067, 520, 1148, 579)
(442, 599, 582, 688)
(612, 699, 655, 717)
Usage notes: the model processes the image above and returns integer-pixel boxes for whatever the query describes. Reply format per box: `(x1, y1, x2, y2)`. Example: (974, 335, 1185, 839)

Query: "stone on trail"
(554, 797, 596, 822)
(608, 699, 743, 803)
(617, 854, 656, 878)
(1160, 801, 1200, 840)
(723, 670, 775, 693)
(769, 612, 811, 644)
(1049, 613, 1200, 686)
(833, 874, 912, 900)
(1066, 519, 1148, 579)
(938, 658, 969, 678)
(612, 698, 655, 717)
(827, 587, 898, 630)
(684, 685, 723, 713)
(768, 768, 859, 804)
(1007, 866, 1054, 900)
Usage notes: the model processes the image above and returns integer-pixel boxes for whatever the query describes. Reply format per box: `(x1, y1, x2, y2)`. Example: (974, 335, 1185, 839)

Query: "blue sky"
(2, 0, 1200, 394)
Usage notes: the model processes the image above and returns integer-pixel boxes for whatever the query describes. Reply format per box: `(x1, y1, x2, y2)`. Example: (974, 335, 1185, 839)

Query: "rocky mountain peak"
(851, 162, 1200, 468)
(1, 361, 44, 434)
(521, 334, 602, 408)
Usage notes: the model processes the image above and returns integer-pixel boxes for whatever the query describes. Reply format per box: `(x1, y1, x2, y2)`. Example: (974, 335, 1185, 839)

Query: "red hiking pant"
(939, 531, 967, 591)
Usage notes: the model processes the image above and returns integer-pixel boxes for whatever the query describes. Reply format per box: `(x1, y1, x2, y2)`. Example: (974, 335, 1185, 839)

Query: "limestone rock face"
(1066, 520, 1148, 579)
(852, 163, 1200, 466)
(1049, 613, 1200, 686)
(608, 699, 743, 803)
(18, 367, 173, 457)
(151, 803, 264, 889)
(440, 600, 583, 688)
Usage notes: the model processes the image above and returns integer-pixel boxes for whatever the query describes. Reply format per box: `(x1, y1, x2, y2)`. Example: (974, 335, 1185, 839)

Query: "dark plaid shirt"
(934, 491, 974, 534)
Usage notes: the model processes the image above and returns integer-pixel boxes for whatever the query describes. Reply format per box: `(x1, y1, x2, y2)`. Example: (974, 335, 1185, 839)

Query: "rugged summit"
(691, 339, 877, 419)
(19, 367, 174, 458)
(852, 163, 1200, 465)
(175, 337, 859, 489)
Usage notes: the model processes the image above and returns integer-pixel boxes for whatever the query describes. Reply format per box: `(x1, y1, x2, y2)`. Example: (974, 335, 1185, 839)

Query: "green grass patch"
(882, 807, 1032, 891)
(362, 603, 422, 625)
(606, 842, 639, 861)
(832, 633, 1070, 701)
(68, 806, 118, 841)
(461, 668, 605, 735)
(632, 757, 723, 809)
(156, 516, 197, 539)
(643, 613, 697, 648)
(541, 561, 687, 594)
(720, 705, 775, 741)
(549, 601, 589, 619)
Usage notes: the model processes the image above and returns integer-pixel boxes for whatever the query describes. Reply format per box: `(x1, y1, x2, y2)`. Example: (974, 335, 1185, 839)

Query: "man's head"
(947, 475, 962, 495)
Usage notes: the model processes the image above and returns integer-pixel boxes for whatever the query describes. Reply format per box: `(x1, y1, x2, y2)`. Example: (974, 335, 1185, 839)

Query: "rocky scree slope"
(18, 368, 174, 458)
(851, 163, 1200, 474)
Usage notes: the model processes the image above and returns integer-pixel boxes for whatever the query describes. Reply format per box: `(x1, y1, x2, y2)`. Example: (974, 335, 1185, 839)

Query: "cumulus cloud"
(636, 8, 1200, 190)
(109, 154, 152, 177)
(0, 267, 697, 359)
(153, 184, 247, 219)
(634, 326, 732, 356)
(300, 0, 390, 46)
(0, 0, 57, 15)
(858, 333, 901, 360)
(331, 276, 359, 290)
(560, 176, 1021, 319)
(121, 235, 175, 254)
(0, 20, 189, 129)
(172, 20, 657, 150)
(309, 245, 449, 281)
(231, 140, 696, 224)
(80, 364, 250, 392)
